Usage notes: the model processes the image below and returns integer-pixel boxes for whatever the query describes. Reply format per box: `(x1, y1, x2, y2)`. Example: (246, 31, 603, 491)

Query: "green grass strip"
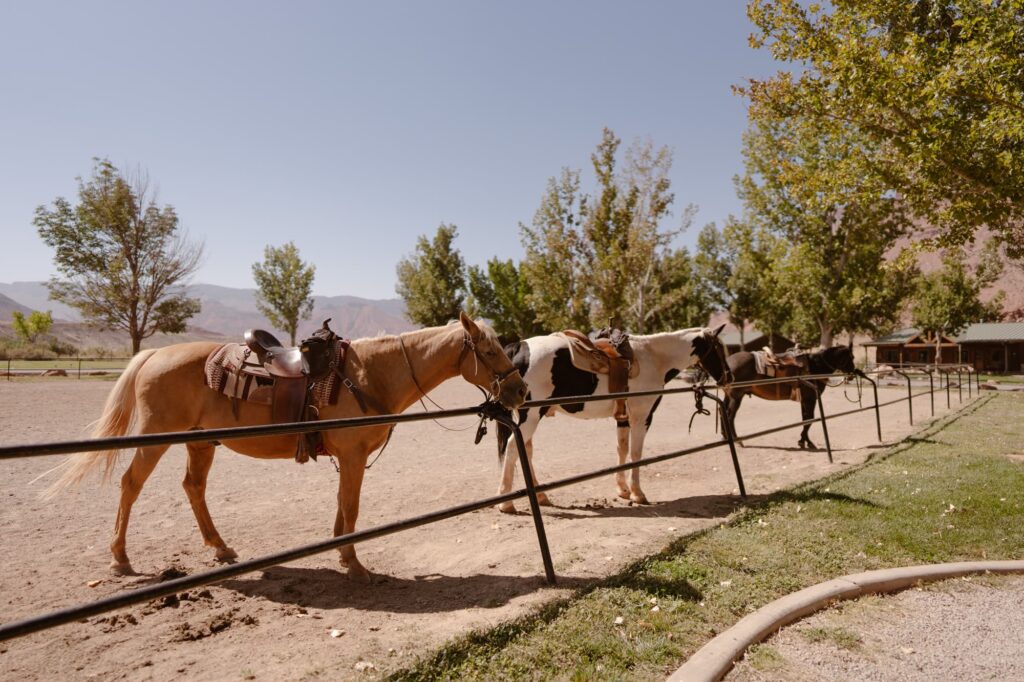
(390, 393, 1024, 681)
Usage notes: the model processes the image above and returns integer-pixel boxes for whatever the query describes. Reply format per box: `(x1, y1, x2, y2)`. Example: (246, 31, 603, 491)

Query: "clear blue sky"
(0, 1, 778, 300)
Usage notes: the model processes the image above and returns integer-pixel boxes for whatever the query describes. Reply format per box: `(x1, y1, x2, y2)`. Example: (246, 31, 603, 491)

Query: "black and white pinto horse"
(720, 343, 858, 450)
(494, 326, 731, 512)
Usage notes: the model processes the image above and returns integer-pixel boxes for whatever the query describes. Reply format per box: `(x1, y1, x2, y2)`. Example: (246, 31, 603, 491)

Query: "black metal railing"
(0, 363, 979, 642)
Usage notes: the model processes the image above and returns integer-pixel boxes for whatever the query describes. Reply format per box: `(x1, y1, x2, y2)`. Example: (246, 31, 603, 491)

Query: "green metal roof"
(955, 322, 1024, 343)
(863, 327, 920, 346)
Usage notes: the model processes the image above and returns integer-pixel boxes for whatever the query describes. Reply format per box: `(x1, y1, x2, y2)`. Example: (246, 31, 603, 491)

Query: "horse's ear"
(712, 323, 726, 337)
(459, 311, 481, 341)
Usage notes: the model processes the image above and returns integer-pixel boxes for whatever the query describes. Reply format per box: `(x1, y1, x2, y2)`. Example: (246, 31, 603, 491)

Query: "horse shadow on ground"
(217, 567, 592, 614)
(537, 487, 878, 522)
(537, 493, 754, 520)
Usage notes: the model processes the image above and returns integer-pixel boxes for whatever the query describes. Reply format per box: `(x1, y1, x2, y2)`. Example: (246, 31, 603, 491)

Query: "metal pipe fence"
(0, 364, 978, 642)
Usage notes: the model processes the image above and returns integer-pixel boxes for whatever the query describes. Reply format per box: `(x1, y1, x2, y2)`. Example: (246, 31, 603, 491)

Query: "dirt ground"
(0, 377, 970, 681)
(728, 575, 1024, 681)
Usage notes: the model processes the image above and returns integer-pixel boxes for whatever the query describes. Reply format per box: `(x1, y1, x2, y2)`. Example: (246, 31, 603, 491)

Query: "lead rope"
(689, 385, 711, 433)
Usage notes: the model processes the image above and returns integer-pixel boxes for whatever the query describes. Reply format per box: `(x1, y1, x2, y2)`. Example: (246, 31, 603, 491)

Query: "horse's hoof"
(629, 493, 650, 505)
(110, 560, 135, 576)
(535, 492, 553, 506)
(497, 501, 516, 514)
(345, 562, 372, 584)
(797, 440, 806, 449)
(617, 489, 631, 500)
(215, 547, 238, 562)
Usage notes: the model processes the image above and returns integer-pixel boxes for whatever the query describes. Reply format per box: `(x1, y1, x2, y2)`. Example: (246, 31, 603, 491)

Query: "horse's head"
(821, 343, 857, 375)
(457, 312, 528, 409)
(692, 324, 733, 385)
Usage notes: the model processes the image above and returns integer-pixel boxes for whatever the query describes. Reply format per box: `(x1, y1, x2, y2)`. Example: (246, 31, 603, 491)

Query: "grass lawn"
(981, 374, 1024, 384)
(392, 393, 1024, 681)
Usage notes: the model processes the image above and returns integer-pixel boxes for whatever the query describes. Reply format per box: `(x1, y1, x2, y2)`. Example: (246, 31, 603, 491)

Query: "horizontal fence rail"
(0, 364, 979, 642)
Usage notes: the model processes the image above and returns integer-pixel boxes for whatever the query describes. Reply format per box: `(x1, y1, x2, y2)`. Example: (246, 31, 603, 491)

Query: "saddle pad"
(204, 344, 274, 405)
(555, 332, 640, 379)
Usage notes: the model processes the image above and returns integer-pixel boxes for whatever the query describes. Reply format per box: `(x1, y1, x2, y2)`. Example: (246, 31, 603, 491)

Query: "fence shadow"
(218, 566, 592, 614)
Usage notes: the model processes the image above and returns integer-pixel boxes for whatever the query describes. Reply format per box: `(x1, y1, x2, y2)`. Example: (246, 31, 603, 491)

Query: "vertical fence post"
(944, 368, 951, 409)
(497, 414, 556, 585)
(6, 358, 9, 382)
(956, 367, 963, 402)
(861, 373, 882, 442)
(927, 369, 935, 417)
(700, 388, 746, 499)
(894, 369, 913, 425)
(77, 357, 82, 380)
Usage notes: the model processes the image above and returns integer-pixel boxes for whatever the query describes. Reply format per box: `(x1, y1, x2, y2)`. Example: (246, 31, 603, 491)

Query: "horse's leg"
(726, 392, 746, 447)
(110, 445, 169, 575)
(799, 390, 817, 449)
(496, 412, 539, 513)
(333, 450, 371, 582)
(626, 402, 658, 504)
(524, 439, 552, 506)
(615, 425, 630, 499)
(182, 442, 237, 562)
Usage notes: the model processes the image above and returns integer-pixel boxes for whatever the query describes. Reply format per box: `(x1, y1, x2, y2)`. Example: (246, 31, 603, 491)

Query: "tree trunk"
(739, 321, 746, 351)
(131, 333, 141, 355)
(819, 322, 834, 348)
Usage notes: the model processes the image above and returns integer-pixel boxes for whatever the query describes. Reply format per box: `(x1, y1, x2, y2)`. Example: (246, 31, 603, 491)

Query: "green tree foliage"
(693, 219, 785, 348)
(34, 159, 202, 354)
(743, 0, 1024, 257)
(912, 242, 1005, 355)
(396, 223, 467, 327)
(643, 247, 715, 332)
(520, 129, 691, 333)
(251, 242, 316, 345)
(466, 258, 543, 341)
(519, 170, 592, 331)
(11, 310, 53, 344)
(738, 113, 916, 347)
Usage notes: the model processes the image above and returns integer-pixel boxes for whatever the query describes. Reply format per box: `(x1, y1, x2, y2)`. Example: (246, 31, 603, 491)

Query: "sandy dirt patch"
(728, 575, 1024, 681)
(0, 378, 970, 680)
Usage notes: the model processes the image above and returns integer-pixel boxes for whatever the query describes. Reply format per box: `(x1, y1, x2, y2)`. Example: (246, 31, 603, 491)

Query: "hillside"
(0, 282, 413, 351)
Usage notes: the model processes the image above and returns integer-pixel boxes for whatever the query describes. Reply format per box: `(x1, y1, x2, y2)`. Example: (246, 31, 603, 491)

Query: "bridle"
(399, 329, 522, 411)
(693, 332, 734, 386)
(456, 331, 523, 399)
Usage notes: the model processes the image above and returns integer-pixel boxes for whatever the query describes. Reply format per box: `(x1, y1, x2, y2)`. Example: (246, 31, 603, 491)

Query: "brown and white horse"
(494, 326, 731, 511)
(49, 313, 526, 581)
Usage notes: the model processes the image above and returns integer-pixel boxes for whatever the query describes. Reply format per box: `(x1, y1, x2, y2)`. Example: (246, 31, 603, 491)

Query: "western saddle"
(225, 320, 343, 462)
(558, 327, 637, 425)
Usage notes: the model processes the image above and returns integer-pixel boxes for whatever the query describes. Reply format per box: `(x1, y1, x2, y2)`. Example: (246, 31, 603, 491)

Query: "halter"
(399, 329, 521, 412)
(693, 331, 734, 385)
(456, 331, 522, 399)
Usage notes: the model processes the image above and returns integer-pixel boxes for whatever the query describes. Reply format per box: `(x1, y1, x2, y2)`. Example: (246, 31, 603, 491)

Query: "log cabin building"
(865, 323, 1024, 373)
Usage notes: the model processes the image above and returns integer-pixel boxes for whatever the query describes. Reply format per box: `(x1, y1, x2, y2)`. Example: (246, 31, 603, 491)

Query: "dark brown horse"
(720, 343, 858, 449)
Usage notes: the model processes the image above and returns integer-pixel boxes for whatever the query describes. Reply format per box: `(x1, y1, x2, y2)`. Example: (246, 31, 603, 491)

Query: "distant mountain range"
(0, 281, 413, 351)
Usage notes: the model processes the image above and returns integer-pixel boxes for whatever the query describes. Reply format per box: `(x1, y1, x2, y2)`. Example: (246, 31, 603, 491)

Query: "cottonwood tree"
(743, 0, 1024, 257)
(520, 129, 687, 333)
(519, 170, 592, 331)
(396, 223, 466, 327)
(251, 242, 316, 345)
(466, 258, 542, 341)
(34, 159, 202, 353)
(11, 310, 53, 344)
(912, 241, 1005, 359)
(738, 114, 916, 347)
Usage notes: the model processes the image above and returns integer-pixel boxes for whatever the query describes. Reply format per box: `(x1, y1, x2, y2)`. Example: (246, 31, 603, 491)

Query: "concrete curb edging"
(669, 560, 1024, 682)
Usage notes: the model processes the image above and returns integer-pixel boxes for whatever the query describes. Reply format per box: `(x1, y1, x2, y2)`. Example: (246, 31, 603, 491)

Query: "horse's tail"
(45, 349, 159, 496)
(496, 408, 514, 460)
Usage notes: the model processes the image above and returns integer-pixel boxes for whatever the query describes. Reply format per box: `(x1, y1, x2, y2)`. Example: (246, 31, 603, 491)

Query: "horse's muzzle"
(496, 371, 527, 409)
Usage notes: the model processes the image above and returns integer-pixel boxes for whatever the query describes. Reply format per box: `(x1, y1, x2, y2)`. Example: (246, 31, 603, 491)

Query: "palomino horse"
(720, 343, 857, 449)
(494, 326, 731, 511)
(50, 313, 526, 581)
